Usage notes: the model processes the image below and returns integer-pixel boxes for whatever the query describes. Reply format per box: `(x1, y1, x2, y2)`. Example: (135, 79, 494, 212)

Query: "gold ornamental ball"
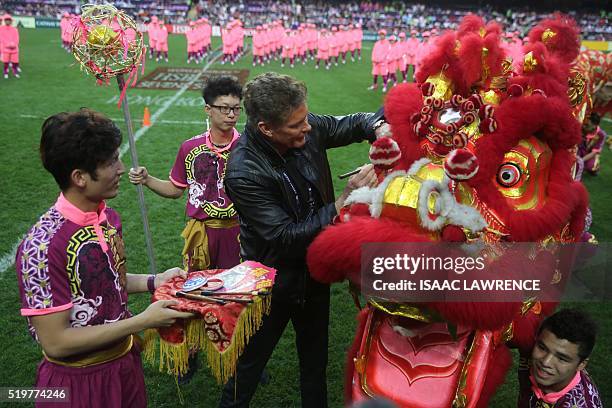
(87, 24, 118, 46)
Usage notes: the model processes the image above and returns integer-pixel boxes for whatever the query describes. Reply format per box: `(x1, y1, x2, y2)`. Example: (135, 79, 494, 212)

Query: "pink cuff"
(169, 175, 188, 188)
(21, 303, 73, 316)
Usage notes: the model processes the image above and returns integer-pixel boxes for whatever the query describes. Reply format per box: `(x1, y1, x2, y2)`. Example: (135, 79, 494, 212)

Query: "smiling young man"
(16, 109, 193, 407)
(220, 72, 381, 408)
(518, 308, 602, 407)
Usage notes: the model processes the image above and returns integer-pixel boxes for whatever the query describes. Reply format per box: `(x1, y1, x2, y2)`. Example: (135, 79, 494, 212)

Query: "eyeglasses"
(208, 104, 242, 115)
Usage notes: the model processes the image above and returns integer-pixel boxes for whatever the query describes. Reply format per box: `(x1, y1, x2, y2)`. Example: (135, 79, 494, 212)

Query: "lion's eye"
(497, 163, 521, 187)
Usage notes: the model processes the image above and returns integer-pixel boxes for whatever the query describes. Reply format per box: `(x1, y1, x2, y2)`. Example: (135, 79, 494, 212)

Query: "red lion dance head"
(308, 14, 589, 407)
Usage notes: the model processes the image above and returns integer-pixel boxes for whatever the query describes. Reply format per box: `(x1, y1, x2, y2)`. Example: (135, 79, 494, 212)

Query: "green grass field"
(0, 28, 610, 407)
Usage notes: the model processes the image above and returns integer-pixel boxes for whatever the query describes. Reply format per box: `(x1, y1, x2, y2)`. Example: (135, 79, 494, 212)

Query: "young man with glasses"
(130, 74, 243, 274)
(129, 75, 243, 382)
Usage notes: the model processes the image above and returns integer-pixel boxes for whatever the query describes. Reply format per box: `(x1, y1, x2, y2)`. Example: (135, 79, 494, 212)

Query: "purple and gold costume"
(169, 130, 241, 270)
(16, 194, 146, 408)
(518, 358, 603, 408)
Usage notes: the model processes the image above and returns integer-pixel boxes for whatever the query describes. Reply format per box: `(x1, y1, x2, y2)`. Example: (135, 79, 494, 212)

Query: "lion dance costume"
(307, 15, 590, 408)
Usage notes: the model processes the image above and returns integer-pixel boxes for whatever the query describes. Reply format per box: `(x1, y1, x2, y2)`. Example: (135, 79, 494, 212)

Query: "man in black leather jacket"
(220, 72, 381, 407)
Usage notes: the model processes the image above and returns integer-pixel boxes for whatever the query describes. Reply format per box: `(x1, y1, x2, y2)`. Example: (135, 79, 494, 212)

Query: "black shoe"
(177, 354, 199, 385)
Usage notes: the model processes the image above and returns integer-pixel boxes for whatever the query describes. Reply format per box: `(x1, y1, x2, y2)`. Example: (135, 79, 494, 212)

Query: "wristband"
(147, 274, 156, 294)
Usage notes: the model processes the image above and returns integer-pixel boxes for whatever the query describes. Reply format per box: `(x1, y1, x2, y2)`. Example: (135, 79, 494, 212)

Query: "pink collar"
(204, 128, 240, 155)
(55, 193, 109, 252)
(530, 370, 581, 404)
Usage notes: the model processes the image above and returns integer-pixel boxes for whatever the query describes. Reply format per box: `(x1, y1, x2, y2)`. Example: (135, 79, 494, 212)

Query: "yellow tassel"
(142, 328, 158, 361)
(142, 295, 273, 384)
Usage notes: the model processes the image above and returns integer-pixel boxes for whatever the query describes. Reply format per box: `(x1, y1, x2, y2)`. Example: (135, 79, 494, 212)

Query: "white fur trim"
(416, 176, 487, 232)
(345, 186, 376, 206)
(447, 203, 488, 232)
(368, 170, 408, 218)
(407, 158, 431, 176)
(417, 179, 454, 230)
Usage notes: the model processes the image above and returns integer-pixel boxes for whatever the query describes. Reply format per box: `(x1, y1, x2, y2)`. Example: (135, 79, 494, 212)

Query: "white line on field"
(1, 50, 223, 275)
(0, 239, 23, 276)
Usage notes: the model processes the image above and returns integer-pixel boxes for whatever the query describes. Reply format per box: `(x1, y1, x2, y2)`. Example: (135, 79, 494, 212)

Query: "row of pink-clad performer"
(220, 19, 245, 64)
(0, 14, 20, 78)
(252, 21, 285, 66)
(253, 23, 364, 68)
(146, 16, 169, 61)
(185, 18, 213, 63)
(369, 29, 524, 92)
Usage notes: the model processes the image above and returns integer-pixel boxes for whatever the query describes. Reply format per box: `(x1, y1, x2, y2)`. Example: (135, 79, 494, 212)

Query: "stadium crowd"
(1, 0, 610, 40)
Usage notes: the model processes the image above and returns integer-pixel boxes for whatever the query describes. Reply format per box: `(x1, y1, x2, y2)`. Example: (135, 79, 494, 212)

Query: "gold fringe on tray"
(143, 295, 272, 384)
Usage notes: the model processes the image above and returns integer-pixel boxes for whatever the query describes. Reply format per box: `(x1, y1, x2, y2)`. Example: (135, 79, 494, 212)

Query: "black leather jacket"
(225, 112, 381, 303)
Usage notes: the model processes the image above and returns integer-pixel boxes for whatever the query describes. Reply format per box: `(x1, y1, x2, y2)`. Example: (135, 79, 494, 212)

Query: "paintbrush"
(338, 168, 361, 179)
(175, 291, 227, 305)
(200, 289, 271, 297)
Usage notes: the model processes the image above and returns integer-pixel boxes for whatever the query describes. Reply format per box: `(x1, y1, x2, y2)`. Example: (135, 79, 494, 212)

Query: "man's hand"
(155, 267, 188, 289)
(347, 164, 377, 190)
(335, 164, 377, 212)
(128, 166, 149, 185)
(139, 300, 194, 328)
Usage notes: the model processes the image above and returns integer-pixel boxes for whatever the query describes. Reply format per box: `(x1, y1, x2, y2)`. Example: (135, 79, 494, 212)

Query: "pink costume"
(16, 194, 147, 407)
(415, 33, 431, 75)
(281, 30, 295, 59)
(221, 26, 232, 55)
(60, 14, 71, 48)
(0, 18, 19, 64)
(274, 23, 283, 54)
(156, 22, 168, 52)
(234, 21, 243, 54)
(329, 27, 339, 58)
(252, 27, 264, 57)
(147, 18, 158, 54)
(308, 24, 317, 54)
(339, 26, 349, 54)
(294, 27, 303, 58)
(316, 31, 329, 60)
(371, 34, 390, 76)
(387, 36, 401, 73)
(186, 23, 197, 58)
(396, 33, 406, 71)
(264, 25, 273, 57)
(204, 19, 212, 51)
(405, 33, 419, 66)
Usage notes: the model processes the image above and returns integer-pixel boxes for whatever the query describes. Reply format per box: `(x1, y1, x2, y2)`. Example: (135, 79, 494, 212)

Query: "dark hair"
(243, 72, 307, 132)
(587, 111, 601, 126)
(538, 308, 597, 361)
(202, 75, 243, 105)
(40, 108, 122, 190)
